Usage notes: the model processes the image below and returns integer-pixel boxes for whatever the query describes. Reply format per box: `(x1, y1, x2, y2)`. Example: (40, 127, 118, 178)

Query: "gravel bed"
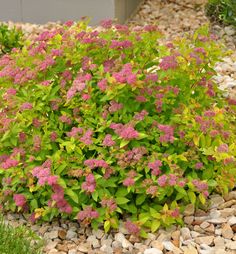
(3, 191, 236, 254)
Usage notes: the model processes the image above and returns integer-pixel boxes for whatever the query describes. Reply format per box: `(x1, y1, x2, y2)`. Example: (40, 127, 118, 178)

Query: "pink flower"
(82, 93, 91, 101)
(100, 19, 113, 29)
(125, 221, 140, 235)
(159, 55, 178, 70)
(217, 144, 229, 153)
(146, 185, 158, 196)
(84, 159, 109, 169)
(20, 102, 32, 111)
(103, 134, 115, 147)
(13, 194, 27, 207)
(134, 110, 148, 121)
(148, 160, 162, 176)
(171, 208, 180, 218)
(195, 162, 203, 169)
(118, 126, 139, 140)
(123, 177, 135, 187)
(101, 198, 117, 212)
(50, 131, 58, 141)
(204, 110, 216, 117)
(80, 130, 93, 145)
(108, 101, 123, 113)
(157, 175, 168, 187)
(1, 158, 19, 169)
(97, 79, 107, 91)
(135, 95, 147, 102)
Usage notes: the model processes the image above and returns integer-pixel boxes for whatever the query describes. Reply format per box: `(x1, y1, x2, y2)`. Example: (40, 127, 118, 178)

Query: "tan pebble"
(200, 221, 210, 229)
(194, 235, 214, 245)
(222, 223, 234, 239)
(150, 240, 164, 251)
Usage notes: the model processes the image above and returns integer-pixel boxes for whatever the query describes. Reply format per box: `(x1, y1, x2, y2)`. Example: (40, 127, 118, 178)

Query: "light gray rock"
(180, 227, 191, 240)
(114, 233, 132, 249)
(44, 230, 58, 240)
(225, 26, 236, 36)
(92, 229, 104, 239)
(228, 216, 236, 226)
(68, 250, 77, 254)
(100, 244, 113, 253)
(144, 248, 163, 254)
(66, 230, 77, 240)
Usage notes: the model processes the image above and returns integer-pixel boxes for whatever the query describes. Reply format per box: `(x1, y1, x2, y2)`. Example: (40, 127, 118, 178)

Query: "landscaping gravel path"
(2, 0, 236, 253)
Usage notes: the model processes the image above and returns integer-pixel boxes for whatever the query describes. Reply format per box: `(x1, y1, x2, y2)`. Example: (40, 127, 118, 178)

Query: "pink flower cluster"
(134, 110, 148, 121)
(50, 184, 72, 214)
(159, 55, 178, 70)
(82, 174, 96, 194)
(59, 115, 72, 125)
(108, 100, 123, 113)
(67, 73, 92, 100)
(113, 63, 137, 85)
(117, 147, 147, 168)
(77, 206, 99, 222)
(67, 127, 83, 138)
(110, 123, 139, 140)
(148, 160, 162, 176)
(103, 134, 115, 147)
(158, 124, 175, 143)
(1, 157, 19, 169)
(192, 179, 209, 197)
(13, 194, 27, 208)
(33, 135, 41, 152)
(20, 102, 33, 111)
(101, 197, 117, 212)
(123, 177, 135, 187)
(110, 40, 133, 50)
(124, 221, 140, 235)
(80, 129, 93, 145)
(97, 79, 108, 91)
(32, 160, 58, 186)
(217, 143, 229, 153)
(157, 174, 183, 187)
(84, 159, 109, 169)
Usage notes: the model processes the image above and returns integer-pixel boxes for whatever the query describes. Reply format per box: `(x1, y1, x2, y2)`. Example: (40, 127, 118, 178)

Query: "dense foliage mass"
(0, 20, 235, 236)
(0, 24, 23, 56)
(206, 0, 236, 26)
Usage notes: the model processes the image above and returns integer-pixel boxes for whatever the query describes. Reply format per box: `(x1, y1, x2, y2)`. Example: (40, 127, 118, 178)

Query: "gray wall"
(0, 0, 141, 25)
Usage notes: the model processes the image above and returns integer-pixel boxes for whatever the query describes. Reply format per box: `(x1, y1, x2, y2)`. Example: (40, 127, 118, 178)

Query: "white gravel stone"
(144, 248, 163, 254)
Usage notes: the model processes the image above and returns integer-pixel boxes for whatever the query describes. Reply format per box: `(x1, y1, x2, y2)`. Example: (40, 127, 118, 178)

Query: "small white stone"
(144, 248, 163, 254)
(228, 216, 236, 226)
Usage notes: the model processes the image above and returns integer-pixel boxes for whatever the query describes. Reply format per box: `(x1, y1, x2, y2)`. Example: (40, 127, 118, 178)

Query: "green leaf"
(136, 194, 146, 205)
(199, 193, 206, 205)
(120, 139, 129, 148)
(65, 189, 78, 203)
(116, 197, 129, 205)
(92, 191, 98, 202)
(104, 220, 111, 233)
(188, 191, 196, 204)
(151, 220, 160, 233)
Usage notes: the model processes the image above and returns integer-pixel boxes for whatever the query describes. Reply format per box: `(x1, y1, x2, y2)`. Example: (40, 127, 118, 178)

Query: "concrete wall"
(0, 0, 141, 25)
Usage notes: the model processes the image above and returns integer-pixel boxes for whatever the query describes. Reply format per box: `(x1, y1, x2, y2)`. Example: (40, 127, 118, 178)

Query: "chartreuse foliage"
(0, 20, 235, 237)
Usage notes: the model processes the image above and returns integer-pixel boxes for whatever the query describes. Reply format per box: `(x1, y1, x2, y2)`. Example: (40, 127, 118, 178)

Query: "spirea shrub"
(0, 20, 236, 237)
